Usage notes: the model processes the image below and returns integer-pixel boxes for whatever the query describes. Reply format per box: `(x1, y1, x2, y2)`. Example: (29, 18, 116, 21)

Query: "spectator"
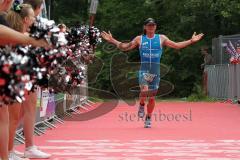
(201, 47, 214, 95)
(201, 47, 214, 69)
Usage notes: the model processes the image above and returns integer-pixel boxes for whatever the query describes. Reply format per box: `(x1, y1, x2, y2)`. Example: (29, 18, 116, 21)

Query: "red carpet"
(16, 101, 240, 159)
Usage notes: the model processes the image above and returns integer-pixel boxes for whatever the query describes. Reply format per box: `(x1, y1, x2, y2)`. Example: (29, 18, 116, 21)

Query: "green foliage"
(49, 0, 89, 25)
(187, 84, 217, 102)
(50, 0, 240, 98)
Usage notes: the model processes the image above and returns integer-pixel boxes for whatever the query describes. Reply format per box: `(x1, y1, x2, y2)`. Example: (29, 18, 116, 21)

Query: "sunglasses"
(146, 24, 156, 26)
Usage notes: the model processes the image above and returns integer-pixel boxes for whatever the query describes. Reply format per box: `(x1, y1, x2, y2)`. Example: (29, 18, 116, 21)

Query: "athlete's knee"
(140, 85, 148, 92)
(140, 91, 147, 98)
(149, 97, 155, 103)
(140, 85, 149, 96)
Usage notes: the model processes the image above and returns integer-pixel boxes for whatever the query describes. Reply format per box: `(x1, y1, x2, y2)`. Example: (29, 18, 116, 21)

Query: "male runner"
(102, 18, 204, 128)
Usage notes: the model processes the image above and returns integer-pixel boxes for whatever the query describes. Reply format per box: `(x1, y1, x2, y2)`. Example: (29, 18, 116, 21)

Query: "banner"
(36, 87, 41, 108)
(40, 90, 49, 118)
(46, 93, 56, 118)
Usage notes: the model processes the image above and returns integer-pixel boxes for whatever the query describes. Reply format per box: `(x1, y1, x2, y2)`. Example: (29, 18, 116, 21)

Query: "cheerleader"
(6, 1, 50, 159)
(0, 1, 47, 159)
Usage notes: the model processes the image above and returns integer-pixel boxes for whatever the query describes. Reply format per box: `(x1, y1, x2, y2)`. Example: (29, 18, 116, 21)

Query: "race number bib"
(143, 73, 157, 82)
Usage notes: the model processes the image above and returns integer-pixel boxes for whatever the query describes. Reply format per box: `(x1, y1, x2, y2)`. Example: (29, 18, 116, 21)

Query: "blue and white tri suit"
(138, 34, 163, 91)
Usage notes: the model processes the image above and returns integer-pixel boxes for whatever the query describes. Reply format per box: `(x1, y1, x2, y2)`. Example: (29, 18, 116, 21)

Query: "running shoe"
(144, 116, 152, 128)
(138, 104, 145, 118)
(9, 151, 29, 160)
(24, 146, 51, 159)
(12, 150, 24, 158)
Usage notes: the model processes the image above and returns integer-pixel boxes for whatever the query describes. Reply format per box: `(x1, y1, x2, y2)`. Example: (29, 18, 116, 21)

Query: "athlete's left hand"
(191, 32, 204, 43)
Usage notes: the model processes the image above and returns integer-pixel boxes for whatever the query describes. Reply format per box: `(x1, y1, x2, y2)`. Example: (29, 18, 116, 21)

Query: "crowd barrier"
(205, 64, 240, 100)
(15, 65, 96, 144)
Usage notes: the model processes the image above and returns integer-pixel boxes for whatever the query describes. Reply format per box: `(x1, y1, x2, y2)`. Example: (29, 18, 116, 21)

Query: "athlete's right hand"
(101, 31, 114, 43)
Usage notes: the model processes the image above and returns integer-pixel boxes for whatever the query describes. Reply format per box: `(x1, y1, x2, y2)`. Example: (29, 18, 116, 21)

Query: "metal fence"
(205, 64, 240, 100)
(15, 65, 96, 144)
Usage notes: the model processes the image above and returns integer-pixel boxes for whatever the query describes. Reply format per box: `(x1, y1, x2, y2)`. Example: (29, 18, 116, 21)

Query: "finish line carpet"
(16, 102, 240, 160)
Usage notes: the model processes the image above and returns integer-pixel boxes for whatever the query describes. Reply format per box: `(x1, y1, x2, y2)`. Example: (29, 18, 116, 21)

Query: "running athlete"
(101, 18, 204, 128)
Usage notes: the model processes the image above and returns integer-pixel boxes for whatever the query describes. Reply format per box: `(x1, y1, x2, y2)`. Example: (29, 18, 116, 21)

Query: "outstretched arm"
(101, 31, 139, 51)
(163, 32, 204, 49)
(0, 25, 49, 47)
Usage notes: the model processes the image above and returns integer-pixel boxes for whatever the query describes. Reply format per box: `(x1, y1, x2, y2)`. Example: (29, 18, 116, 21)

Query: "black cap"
(144, 18, 156, 25)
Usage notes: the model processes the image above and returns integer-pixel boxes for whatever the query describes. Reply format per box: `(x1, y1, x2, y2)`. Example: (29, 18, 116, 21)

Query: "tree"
(50, 0, 240, 98)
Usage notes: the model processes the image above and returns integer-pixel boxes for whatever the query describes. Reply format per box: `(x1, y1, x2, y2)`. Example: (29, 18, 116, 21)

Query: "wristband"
(190, 39, 194, 44)
(117, 42, 122, 49)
